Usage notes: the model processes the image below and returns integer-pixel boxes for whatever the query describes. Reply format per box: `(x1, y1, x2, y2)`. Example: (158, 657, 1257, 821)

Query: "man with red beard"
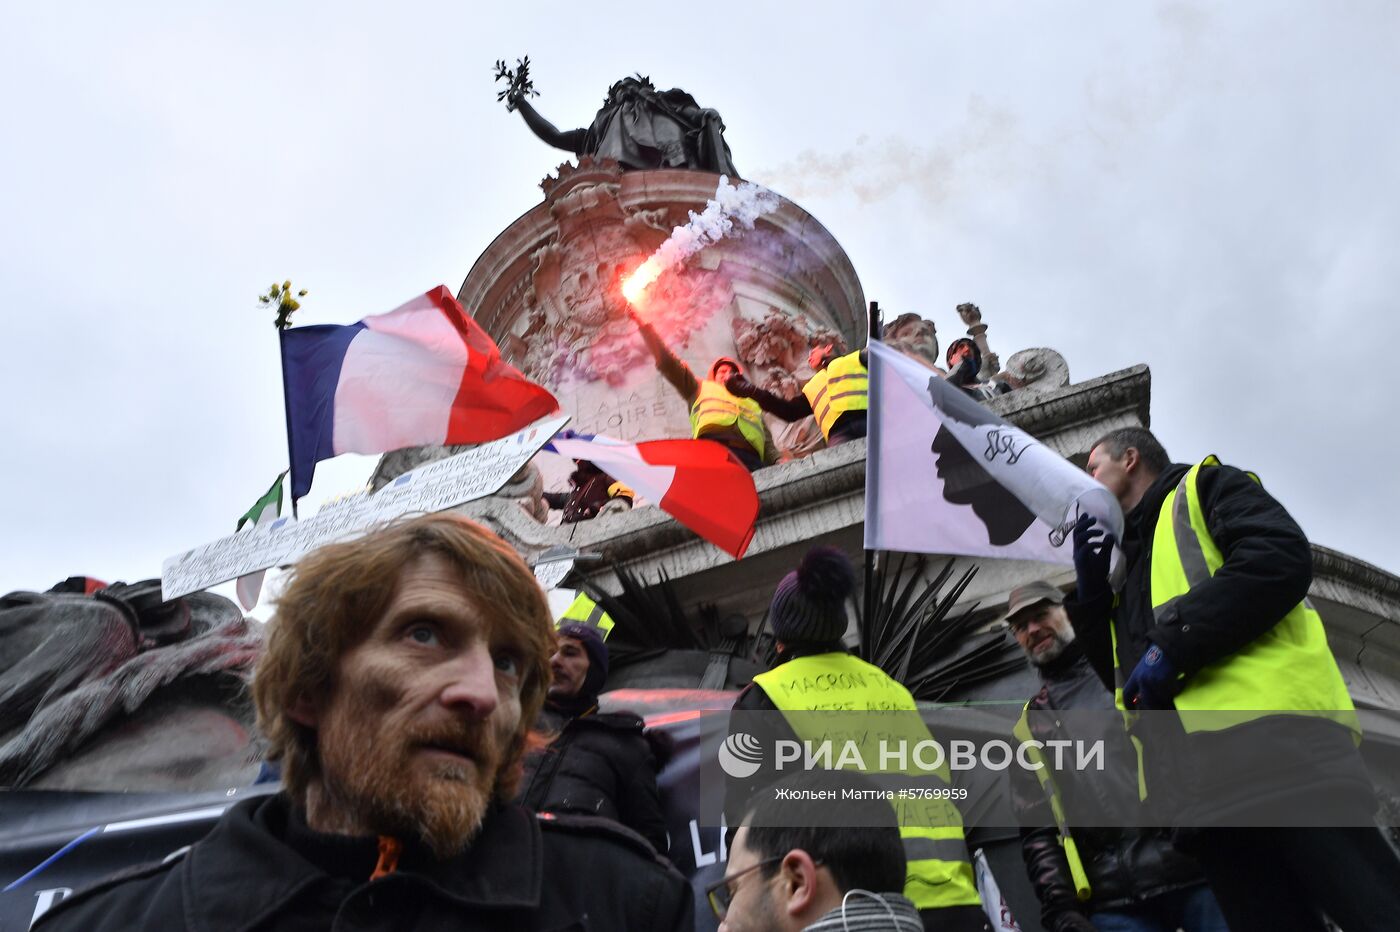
(36, 513, 693, 931)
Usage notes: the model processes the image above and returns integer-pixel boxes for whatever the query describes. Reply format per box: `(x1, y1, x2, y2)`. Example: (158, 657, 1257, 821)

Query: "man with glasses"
(711, 772, 920, 932)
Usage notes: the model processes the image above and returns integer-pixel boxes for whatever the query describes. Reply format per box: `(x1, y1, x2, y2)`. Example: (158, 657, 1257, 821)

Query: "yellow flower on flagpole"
(258, 279, 309, 330)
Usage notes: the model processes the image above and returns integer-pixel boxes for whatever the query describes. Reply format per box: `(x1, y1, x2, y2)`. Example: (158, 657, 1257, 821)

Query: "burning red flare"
(622, 257, 662, 306)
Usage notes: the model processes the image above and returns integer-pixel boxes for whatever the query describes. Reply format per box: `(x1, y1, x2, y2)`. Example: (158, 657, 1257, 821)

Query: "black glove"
(1072, 513, 1115, 603)
(725, 373, 755, 397)
(1048, 910, 1098, 932)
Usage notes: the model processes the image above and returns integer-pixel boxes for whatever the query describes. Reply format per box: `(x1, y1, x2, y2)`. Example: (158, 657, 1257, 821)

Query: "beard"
(316, 704, 508, 859)
(1029, 630, 1075, 667)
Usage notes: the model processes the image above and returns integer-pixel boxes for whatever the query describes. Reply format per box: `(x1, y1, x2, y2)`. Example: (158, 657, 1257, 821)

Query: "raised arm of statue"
(513, 97, 587, 154)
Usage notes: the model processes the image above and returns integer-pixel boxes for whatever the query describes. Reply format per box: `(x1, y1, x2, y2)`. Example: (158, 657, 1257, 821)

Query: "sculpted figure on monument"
(882, 312, 943, 374)
(498, 59, 740, 177)
(731, 308, 810, 374)
(956, 301, 1000, 377)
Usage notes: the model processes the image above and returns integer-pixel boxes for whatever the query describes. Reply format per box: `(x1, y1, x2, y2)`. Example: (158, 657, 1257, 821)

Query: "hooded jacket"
(34, 793, 692, 932)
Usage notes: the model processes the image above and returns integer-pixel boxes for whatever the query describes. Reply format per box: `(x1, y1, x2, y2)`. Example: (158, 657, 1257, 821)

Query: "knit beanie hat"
(556, 621, 609, 699)
(769, 546, 855, 644)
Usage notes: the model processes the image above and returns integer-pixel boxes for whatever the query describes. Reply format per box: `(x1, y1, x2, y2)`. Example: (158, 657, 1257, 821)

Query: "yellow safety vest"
(558, 593, 615, 640)
(1012, 706, 1092, 902)
(801, 351, 868, 440)
(753, 653, 982, 911)
(1111, 457, 1358, 737)
(689, 380, 766, 460)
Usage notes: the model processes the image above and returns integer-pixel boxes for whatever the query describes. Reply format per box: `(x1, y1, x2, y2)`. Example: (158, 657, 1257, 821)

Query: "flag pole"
(861, 300, 882, 657)
(276, 327, 300, 519)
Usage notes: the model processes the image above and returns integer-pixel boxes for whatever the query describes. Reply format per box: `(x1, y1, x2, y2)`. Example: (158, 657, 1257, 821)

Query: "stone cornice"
(1311, 544, 1400, 622)
(990, 364, 1152, 444)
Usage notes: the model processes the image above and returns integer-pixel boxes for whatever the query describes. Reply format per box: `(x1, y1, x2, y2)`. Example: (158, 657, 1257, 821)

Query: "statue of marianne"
(498, 61, 740, 177)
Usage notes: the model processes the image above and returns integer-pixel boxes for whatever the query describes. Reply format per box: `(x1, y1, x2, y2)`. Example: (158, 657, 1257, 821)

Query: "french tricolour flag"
(280, 286, 559, 500)
(551, 435, 759, 559)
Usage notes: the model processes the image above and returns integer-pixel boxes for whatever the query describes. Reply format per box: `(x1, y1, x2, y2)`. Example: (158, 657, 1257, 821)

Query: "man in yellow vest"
(723, 342, 869, 448)
(632, 309, 773, 471)
(727, 547, 987, 932)
(1069, 426, 1400, 932)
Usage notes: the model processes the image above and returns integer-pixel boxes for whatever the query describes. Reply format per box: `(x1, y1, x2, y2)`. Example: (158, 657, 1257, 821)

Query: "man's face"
(1010, 602, 1075, 666)
(807, 344, 835, 371)
(1087, 443, 1134, 510)
(714, 362, 739, 383)
(548, 635, 591, 701)
(718, 826, 786, 932)
(310, 552, 526, 856)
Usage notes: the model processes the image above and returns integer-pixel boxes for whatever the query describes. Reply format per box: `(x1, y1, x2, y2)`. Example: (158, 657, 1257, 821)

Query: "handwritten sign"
(162, 415, 570, 599)
(533, 558, 575, 592)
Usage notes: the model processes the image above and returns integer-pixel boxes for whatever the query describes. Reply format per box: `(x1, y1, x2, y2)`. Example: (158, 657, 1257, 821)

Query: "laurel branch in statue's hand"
(494, 56, 538, 111)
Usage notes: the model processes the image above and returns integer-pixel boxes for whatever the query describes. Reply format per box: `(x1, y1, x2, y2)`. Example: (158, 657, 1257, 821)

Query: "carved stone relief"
(998, 348, 1071, 394)
(515, 159, 736, 391)
(729, 307, 850, 461)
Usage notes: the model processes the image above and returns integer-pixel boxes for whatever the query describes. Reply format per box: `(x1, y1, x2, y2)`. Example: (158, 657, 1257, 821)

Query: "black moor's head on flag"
(931, 424, 1037, 546)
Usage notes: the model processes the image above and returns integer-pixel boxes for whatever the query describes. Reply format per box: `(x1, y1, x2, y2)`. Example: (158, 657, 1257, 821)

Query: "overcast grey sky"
(3, 1, 1398, 598)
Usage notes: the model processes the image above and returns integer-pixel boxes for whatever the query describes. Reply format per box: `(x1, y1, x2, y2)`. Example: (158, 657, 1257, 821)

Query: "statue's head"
(606, 74, 655, 104)
(883, 313, 939, 364)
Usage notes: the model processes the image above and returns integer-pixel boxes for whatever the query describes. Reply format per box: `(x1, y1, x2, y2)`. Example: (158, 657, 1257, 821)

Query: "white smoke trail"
(623, 175, 780, 303)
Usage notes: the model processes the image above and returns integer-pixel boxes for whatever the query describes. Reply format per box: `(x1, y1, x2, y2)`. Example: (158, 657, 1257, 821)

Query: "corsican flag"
(235, 471, 285, 610)
(864, 341, 1122, 562)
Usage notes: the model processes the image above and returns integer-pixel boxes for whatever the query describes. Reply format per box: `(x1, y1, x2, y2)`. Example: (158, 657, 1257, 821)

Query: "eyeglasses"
(705, 856, 783, 919)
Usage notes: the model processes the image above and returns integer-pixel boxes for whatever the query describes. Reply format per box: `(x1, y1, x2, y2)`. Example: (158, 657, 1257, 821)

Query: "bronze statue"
(496, 58, 739, 177)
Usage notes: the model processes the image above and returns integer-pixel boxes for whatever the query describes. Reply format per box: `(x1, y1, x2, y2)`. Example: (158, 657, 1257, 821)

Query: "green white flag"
(236, 472, 286, 610)
(237, 472, 286, 533)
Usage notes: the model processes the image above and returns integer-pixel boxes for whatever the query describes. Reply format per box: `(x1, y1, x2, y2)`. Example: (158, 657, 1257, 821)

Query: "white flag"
(864, 341, 1122, 561)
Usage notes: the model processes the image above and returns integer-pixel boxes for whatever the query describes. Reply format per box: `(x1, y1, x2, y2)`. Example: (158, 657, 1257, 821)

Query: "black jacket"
(1009, 644, 1205, 929)
(1066, 461, 1375, 825)
(723, 350, 869, 446)
(34, 793, 693, 932)
(542, 469, 631, 524)
(518, 710, 669, 855)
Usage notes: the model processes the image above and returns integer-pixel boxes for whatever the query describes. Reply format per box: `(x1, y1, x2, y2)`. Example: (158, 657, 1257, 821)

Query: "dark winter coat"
(1009, 643, 1207, 929)
(542, 468, 631, 524)
(34, 793, 693, 932)
(1065, 462, 1375, 826)
(517, 710, 669, 855)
